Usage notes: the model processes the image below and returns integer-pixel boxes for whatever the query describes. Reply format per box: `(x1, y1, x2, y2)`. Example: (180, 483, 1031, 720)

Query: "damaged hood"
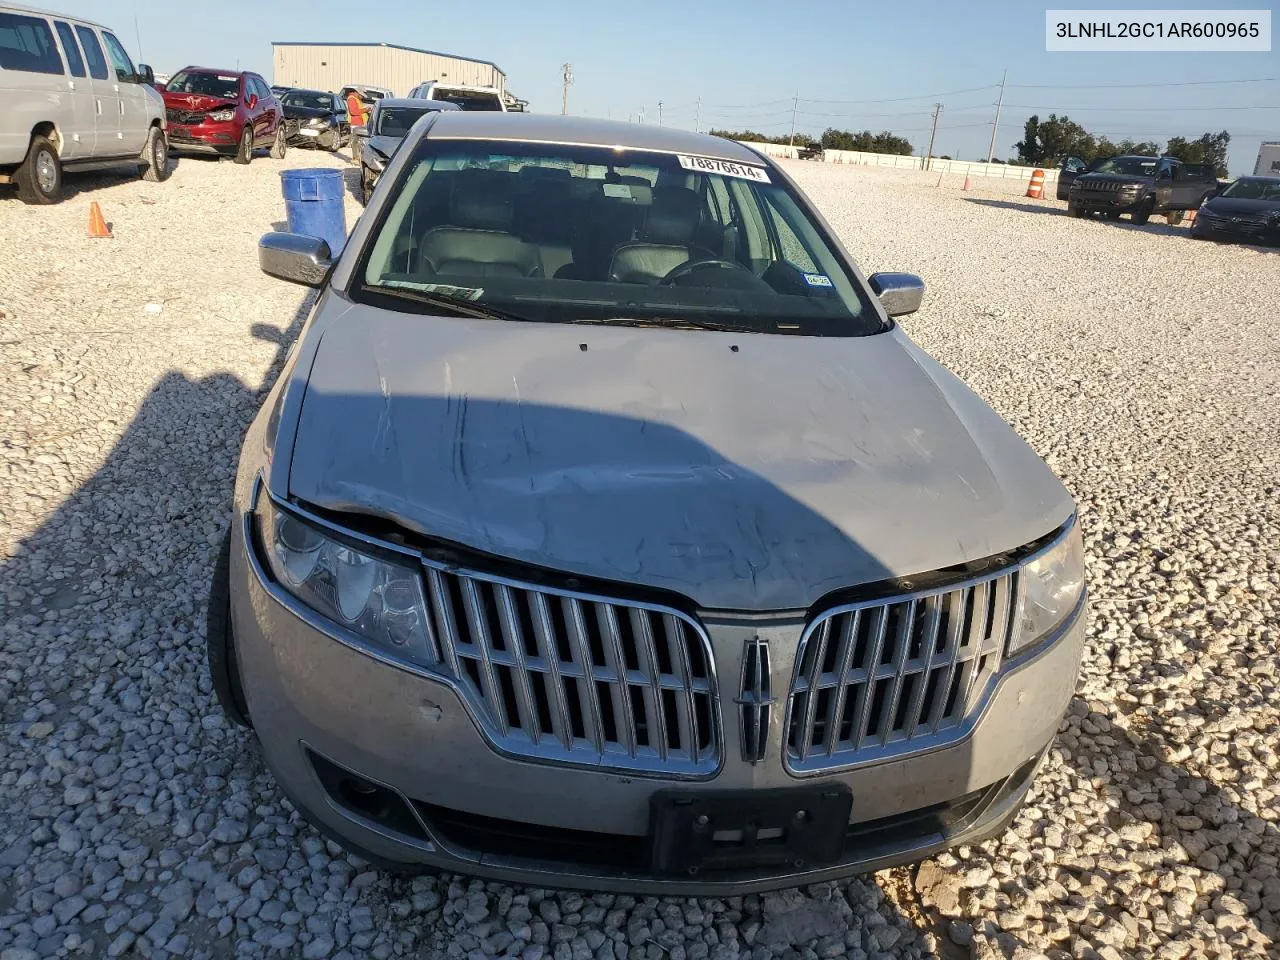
(286, 308, 1072, 611)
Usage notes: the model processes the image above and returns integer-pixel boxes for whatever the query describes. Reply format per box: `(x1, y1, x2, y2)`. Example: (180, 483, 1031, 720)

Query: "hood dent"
(285, 312, 1072, 610)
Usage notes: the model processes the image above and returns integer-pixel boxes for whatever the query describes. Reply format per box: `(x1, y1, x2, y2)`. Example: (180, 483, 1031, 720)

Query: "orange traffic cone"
(88, 202, 112, 239)
(963, 175, 973, 191)
(1026, 169, 1046, 199)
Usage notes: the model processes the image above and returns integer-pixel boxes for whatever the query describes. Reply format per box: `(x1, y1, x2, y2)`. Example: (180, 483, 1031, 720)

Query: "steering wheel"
(660, 259, 752, 285)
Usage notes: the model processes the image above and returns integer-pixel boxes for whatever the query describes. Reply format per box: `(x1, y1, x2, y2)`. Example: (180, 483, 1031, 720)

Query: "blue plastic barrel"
(279, 168, 347, 256)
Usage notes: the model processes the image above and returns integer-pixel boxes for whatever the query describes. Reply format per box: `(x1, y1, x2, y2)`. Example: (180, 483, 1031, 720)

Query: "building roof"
(270, 41, 503, 74)
(424, 113, 769, 164)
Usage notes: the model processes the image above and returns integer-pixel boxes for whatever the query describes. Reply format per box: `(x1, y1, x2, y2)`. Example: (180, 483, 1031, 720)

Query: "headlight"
(306, 116, 329, 128)
(256, 497, 438, 669)
(208, 108, 236, 121)
(1010, 520, 1085, 656)
(364, 150, 385, 171)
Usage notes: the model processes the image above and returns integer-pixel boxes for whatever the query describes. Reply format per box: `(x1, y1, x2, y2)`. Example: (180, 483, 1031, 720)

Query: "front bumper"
(167, 121, 239, 155)
(1191, 215, 1279, 244)
(1069, 191, 1145, 213)
(229, 512, 1085, 893)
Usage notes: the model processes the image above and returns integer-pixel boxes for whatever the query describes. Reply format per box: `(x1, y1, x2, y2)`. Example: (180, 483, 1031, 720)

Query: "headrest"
(449, 169, 515, 232)
(642, 186, 701, 245)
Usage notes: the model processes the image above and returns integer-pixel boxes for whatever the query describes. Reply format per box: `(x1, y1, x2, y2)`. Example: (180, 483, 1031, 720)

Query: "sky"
(60, 0, 1279, 175)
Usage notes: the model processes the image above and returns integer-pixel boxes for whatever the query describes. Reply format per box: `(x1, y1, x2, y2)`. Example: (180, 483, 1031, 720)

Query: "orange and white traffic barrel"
(1026, 169, 1046, 199)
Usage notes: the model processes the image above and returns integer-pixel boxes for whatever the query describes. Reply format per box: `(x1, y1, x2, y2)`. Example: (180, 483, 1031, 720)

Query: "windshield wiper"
(360, 284, 537, 323)
(574, 316, 764, 333)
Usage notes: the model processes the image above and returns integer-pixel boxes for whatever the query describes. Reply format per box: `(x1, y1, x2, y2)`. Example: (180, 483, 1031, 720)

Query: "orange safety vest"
(346, 93, 365, 126)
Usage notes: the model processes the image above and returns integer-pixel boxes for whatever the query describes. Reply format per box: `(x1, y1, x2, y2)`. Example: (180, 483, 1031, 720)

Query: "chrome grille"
(785, 569, 1017, 773)
(421, 565, 719, 776)
(166, 108, 205, 125)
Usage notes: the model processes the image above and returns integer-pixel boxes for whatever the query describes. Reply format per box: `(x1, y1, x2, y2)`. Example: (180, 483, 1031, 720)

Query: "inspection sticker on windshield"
(803, 273, 834, 288)
(677, 155, 771, 183)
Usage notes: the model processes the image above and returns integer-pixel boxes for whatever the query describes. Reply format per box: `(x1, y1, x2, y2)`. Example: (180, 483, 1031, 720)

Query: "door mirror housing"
(135, 63, 155, 86)
(260, 233, 333, 287)
(868, 272, 925, 318)
(246, 93, 258, 109)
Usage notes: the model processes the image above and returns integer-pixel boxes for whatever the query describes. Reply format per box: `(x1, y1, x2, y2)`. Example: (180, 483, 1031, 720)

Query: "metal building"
(271, 42, 506, 99)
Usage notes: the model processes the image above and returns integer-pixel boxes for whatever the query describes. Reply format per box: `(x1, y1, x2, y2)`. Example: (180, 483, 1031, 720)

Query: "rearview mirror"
(868, 272, 925, 318)
(136, 63, 155, 86)
(260, 233, 333, 287)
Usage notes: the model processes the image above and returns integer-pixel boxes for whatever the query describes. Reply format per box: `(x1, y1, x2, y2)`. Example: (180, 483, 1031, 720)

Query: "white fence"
(735, 141, 1059, 183)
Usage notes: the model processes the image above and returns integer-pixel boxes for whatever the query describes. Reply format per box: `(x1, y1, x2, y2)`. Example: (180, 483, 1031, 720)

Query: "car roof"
(175, 66, 251, 78)
(377, 97, 461, 110)
(2, 3, 108, 29)
(422, 114, 769, 164)
(281, 88, 334, 97)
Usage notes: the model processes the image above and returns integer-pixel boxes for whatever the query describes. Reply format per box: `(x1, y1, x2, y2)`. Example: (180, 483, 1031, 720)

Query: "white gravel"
(1, 150, 1277, 960)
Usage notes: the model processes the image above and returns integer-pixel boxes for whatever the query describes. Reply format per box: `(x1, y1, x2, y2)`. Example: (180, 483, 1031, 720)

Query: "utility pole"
(560, 63, 573, 116)
(925, 103, 942, 170)
(986, 69, 1006, 163)
(788, 92, 798, 147)
(658, 100, 663, 126)
(695, 96, 701, 133)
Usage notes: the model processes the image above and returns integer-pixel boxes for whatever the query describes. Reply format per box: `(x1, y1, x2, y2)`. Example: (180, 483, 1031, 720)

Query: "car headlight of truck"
(1010, 520, 1085, 656)
(256, 497, 438, 669)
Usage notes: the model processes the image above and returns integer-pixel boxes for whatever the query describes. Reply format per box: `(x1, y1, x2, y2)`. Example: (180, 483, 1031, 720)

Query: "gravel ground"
(1, 151, 1277, 960)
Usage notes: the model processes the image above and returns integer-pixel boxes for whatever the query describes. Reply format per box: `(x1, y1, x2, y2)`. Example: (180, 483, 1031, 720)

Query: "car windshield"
(376, 107, 433, 137)
(356, 139, 882, 337)
(282, 91, 333, 111)
(167, 70, 240, 100)
(432, 90, 503, 111)
(1092, 157, 1158, 176)
(1221, 178, 1280, 201)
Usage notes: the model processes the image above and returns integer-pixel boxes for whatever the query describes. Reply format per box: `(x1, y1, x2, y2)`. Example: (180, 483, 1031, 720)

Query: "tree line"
(1013, 115, 1230, 177)
(709, 128, 914, 155)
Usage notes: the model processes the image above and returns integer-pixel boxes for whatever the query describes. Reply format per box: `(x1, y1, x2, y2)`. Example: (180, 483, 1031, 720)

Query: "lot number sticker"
(677, 155, 771, 183)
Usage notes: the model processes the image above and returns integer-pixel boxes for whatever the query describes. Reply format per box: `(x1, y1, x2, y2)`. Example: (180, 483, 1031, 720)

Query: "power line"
(1009, 76, 1278, 89)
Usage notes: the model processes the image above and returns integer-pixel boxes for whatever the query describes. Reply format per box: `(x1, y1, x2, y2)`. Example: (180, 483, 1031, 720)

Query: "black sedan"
(355, 98, 460, 203)
(279, 89, 350, 151)
(1191, 176, 1280, 245)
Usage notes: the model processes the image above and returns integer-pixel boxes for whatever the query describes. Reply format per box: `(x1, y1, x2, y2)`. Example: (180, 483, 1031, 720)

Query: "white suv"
(406, 80, 506, 112)
(0, 3, 168, 203)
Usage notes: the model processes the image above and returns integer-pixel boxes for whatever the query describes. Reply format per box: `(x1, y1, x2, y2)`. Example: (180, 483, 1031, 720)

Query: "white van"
(406, 80, 506, 112)
(0, 3, 168, 203)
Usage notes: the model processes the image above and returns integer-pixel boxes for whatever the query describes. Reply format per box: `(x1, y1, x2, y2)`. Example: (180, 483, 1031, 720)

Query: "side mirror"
(247, 93, 258, 109)
(868, 272, 925, 318)
(260, 233, 333, 287)
(136, 63, 155, 86)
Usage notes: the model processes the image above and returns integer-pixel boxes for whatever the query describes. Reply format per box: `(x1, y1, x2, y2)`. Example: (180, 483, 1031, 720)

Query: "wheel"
(1067, 202, 1087, 218)
(269, 124, 287, 159)
(207, 527, 251, 727)
(1166, 210, 1184, 227)
(140, 126, 170, 182)
(234, 125, 253, 165)
(15, 134, 62, 204)
(1130, 198, 1153, 225)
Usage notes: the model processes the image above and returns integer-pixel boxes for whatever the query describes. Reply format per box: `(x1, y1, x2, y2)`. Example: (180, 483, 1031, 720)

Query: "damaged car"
(279, 88, 350, 151)
(354, 97, 459, 203)
(210, 113, 1088, 893)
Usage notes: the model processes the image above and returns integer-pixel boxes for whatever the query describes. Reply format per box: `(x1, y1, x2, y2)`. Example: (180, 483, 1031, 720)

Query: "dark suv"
(162, 68, 285, 163)
(1062, 155, 1218, 225)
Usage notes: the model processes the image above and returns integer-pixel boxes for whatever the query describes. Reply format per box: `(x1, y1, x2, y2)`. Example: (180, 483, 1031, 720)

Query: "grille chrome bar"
(786, 567, 1018, 774)
(421, 563, 720, 777)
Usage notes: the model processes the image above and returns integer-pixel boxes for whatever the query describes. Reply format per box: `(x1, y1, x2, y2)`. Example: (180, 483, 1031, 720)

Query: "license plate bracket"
(650, 786, 851, 876)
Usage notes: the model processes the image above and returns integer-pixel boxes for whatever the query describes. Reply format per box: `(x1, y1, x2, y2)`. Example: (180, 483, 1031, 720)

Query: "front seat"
(607, 186, 717, 284)
(416, 169, 540, 279)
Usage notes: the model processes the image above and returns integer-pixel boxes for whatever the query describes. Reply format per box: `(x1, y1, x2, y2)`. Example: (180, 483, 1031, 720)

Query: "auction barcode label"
(1046, 9, 1271, 50)
(677, 155, 772, 183)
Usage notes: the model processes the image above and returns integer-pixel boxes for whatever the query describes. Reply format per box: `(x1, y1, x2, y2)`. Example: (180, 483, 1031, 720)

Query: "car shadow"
(340, 165, 364, 204)
(961, 198, 1192, 237)
(1, 157, 183, 203)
